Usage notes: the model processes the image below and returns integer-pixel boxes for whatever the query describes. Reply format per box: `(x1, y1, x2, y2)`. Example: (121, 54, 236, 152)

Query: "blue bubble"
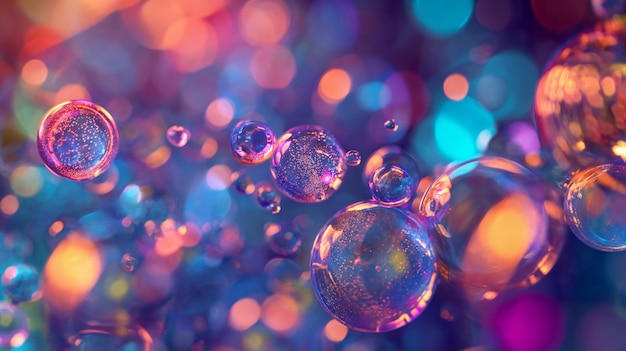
(369, 165, 415, 207)
(230, 120, 276, 165)
(271, 125, 347, 203)
(311, 201, 437, 332)
(1, 264, 40, 303)
(265, 222, 302, 256)
(565, 163, 626, 252)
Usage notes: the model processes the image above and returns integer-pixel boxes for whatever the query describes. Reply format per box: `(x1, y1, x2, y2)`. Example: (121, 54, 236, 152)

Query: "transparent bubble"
(363, 146, 420, 188)
(384, 118, 398, 132)
(1, 264, 40, 303)
(565, 163, 626, 251)
(0, 302, 28, 348)
(256, 182, 281, 214)
(591, 0, 626, 18)
(369, 164, 414, 207)
(534, 17, 626, 170)
(265, 222, 302, 256)
(310, 201, 437, 332)
(166, 125, 190, 147)
(345, 150, 362, 167)
(419, 157, 566, 292)
(271, 125, 347, 203)
(232, 171, 255, 194)
(70, 327, 152, 351)
(121, 253, 138, 272)
(230, 120, 276, 165)
(37, 100, 119, 181)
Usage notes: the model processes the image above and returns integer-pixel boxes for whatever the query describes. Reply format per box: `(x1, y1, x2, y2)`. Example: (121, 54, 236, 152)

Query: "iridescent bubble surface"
(384, 118, 398, 131)
(265, 222, 302, 256)
(534, 16, 626, 170)
(0, 303, 28, 348)
(345, 149, 362, 167)
(369, 164, 414, 206)
(37, 100, 119, 181)
(419, 157, 565, 292)
(1, 264, 40, 303)
(271, 125, 347, 203)
(310, 201, 437, 332)
(166, 125, 190, 147)
(230, 120, 276, 165)
(565, 163, 626, 251)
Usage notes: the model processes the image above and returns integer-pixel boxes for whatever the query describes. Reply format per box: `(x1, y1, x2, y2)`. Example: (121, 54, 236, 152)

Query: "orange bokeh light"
(324, 319, 348, 342)
(0, 195, 19, 215)
(205, 98, 235, 130)
(54, 84, 91, 105)
(43, 233, 103, 312)
(318, 68, 352, 104)
(250, 45, 296, 89)
(443, 73, 469, 101)
(21, 59, 48, 86)
(260, 294, 300, 335)
(229, 298, 261, 331)
(163, 17, 219, 73)
(240, 0, 290, 46)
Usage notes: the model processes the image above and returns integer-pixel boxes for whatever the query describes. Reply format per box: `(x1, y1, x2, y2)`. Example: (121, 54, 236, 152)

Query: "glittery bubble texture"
(419, 157, 566, 292)
(271, 125, 346, 203)
(565, 163, 626, 252)
(535, 16, 626, 170)
(310, 201, 437, 332)
(37, 100, 119, 181)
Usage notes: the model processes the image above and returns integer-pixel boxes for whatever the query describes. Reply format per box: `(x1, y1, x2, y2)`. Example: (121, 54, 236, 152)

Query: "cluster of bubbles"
(30, 14, 626, 340)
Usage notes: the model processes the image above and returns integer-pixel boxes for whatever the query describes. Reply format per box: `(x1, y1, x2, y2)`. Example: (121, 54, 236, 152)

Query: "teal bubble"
(411, 0, 474, 37)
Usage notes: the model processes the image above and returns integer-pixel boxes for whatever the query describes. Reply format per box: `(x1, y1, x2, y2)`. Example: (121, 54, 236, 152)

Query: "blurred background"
(0, 0, 622, 350)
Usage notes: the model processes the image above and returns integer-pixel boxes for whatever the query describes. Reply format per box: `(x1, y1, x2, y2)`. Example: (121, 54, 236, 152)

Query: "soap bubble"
(265, 222, 302, 256)
(1, 264, 40, 303)
(256, 181, 281, 214)
(70, 326, 153, 351)
(0, 302, 28, 348)
(591, 0, 626, 18)
(565, 163, 626, 251)
(369, 164, 414, 206)
(419, 157, 565, 293)
(121, 253, 138, 272)
(271, 125, 347, 203)
(37, 100, 119, 181)
(384, 118, 398, 132)
(310, 201, 437, 332)
(345, 150, 362, 167)
(230, 120, 276, 165)
(232, 171, 255, 194)
(363, 146, 420, 189)
(166, 125, 190, 147)
(534, 17, 626, 170)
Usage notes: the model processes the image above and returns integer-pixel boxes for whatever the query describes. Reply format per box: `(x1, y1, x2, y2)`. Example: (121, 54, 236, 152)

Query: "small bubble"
(256, 182, 281, 213)
(166, 125, 190, 147)
(266, 202, 282, 215)
(369, 165, 414, 207)
(1, 264, 40, 303)
(230, 120, 276, 165)
(232, 171, 255, 195)
(121, 253, 137, 272)
(384, 118, 398, 132)
(265, 222, 302, 256)
(345, 150, 362, 167)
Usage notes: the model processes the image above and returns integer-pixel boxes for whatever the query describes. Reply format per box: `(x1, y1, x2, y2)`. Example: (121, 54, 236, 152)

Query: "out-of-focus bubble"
(384, 118, 398, 132)
(230, 120, 276, 165)
(232, 171, 255, 195)
(265, 222, 302, 256)
(345, 150, 362, 167)
(369, 164, 414, 207)
(166, 125, 190, 148)
(592, 0, 626, 18)
(310, 201, 437, 332)
(410, 0, 474, 37)
(70, 326, 153, 351)
(256, 182, 282, 214)
(37, 100, 119, 181)
(1, 264, 40, 303)
(534, 17, 626, 169)
(565, 163, 626, 251)
(0, 302, 28, 348)
(363, 146, 420, 187)
(419, 157, 566, 293)
(121, 253, 138, 272)
(271, 125, 347, 203)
